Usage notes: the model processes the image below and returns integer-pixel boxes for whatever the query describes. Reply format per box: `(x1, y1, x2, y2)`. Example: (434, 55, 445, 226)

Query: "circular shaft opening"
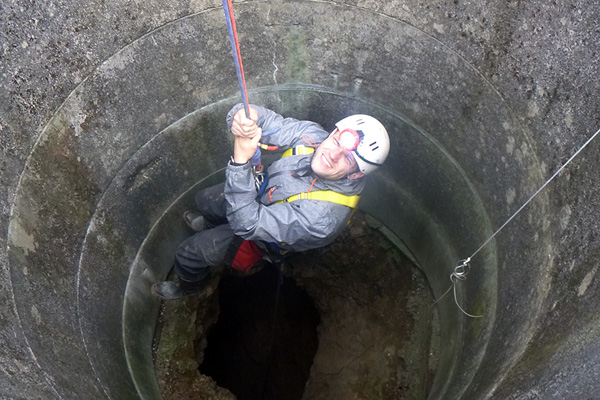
(153, 211, 438, 399)
(200, 264, 320, 400)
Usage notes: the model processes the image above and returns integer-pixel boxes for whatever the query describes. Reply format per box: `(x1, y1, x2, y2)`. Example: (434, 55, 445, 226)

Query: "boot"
(183, 210, 207, 232)
(151, 276, 208, 300)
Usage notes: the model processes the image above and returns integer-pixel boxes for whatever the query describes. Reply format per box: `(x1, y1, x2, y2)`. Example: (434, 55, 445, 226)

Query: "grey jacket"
(224, 104, 366, 252)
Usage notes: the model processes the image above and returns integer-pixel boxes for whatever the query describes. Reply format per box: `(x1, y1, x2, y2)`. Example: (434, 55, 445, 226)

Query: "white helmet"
(335, 114, 390, 175)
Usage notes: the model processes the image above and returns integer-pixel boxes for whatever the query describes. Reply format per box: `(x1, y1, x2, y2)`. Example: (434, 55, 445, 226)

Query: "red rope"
(225, 0, 250, 117)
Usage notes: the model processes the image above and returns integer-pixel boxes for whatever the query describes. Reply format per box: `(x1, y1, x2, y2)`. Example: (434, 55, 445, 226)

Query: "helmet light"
(338, 128, 361, 151)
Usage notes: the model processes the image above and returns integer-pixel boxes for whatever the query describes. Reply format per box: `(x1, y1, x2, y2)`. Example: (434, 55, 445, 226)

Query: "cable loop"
(451, 257, 471, 281)
(440, 127, 600, 318)
(433, 258, 482, 318)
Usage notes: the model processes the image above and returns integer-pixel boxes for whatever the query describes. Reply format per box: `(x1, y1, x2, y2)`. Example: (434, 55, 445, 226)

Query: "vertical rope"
(222, 2, 281, 169)
(222, 0, 250, 118)
(222, 0, 267, 169)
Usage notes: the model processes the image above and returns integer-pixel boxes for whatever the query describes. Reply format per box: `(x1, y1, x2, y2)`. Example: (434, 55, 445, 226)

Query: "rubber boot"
(151, 276, 208, 300)
(183, 210, 207, 232)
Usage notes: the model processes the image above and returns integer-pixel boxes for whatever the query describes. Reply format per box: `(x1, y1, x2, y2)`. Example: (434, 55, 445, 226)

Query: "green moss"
(286, 26, 311, 83)
(26, 114, 101, 233)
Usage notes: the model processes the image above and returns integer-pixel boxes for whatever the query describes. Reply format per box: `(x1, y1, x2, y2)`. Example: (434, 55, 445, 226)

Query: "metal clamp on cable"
(451, 257, 471, 282)
(450, 257, 482, 318)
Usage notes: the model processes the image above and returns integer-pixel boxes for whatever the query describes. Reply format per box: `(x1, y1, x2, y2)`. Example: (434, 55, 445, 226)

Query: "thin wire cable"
(468, 126, 600, 261)
(440, 126, 600, 318)
(433, 258, 483, 318)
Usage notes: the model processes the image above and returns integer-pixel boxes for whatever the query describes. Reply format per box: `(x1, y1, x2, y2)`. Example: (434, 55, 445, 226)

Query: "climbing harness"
(282, 145, 316, 158)
(259, 146, 361, 258)
(273, 191, 360, 208)
(274, 145, 361, 208)
(443, 126, 600, 318)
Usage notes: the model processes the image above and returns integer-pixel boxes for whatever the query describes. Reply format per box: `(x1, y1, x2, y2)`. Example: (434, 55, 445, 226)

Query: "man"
(152, 104, 390, 300)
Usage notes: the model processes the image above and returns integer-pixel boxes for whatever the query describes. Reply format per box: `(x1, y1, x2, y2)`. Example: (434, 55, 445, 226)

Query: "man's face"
(311, 129, 365, 180)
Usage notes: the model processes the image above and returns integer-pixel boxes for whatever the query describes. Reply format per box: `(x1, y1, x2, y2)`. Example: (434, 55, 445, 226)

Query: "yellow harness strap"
(282, 145, 316, 158)
(275, 145, 360, 209)
(274, 190, 360, 208)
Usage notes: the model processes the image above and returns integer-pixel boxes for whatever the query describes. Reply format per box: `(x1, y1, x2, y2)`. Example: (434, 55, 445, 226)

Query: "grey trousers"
(174, 183, 240, 281)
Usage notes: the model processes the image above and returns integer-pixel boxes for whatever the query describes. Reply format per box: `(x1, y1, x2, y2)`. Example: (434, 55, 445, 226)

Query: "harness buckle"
(254, 172, 264, 190)
(253, 165, 268, 196)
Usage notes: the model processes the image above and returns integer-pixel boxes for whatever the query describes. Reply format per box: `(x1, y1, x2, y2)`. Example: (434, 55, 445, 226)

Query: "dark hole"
(199, 263, 320, 400)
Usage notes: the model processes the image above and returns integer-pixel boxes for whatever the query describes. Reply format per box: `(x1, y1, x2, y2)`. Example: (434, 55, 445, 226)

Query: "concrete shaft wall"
(1, 1, 599, 399)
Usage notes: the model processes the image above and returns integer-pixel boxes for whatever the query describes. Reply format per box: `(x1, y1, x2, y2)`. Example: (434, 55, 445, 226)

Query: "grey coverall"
(175, 104, 366, 281)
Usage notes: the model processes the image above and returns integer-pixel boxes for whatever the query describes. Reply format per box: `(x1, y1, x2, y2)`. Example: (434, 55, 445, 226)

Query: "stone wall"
(1, 1, 598, 399)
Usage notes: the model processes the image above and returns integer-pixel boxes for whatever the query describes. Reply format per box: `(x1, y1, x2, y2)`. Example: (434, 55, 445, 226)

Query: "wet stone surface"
(153, 211, 438, 399)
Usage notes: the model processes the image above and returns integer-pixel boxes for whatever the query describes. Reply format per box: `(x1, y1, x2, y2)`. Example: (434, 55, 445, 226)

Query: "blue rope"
(222, 0, 250, 118)
(223, 1, 282, 167)
(223, 0, 266, 167)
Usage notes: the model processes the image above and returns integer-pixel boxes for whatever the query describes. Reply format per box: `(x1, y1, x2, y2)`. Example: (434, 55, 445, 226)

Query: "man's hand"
(233, 133, 262, 164)
(231, 107, 262, 138)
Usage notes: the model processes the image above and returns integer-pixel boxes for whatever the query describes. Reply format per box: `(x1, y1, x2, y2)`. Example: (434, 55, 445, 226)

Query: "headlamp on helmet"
(334, 115, 390, 175)
(338, 128, 361, 151)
